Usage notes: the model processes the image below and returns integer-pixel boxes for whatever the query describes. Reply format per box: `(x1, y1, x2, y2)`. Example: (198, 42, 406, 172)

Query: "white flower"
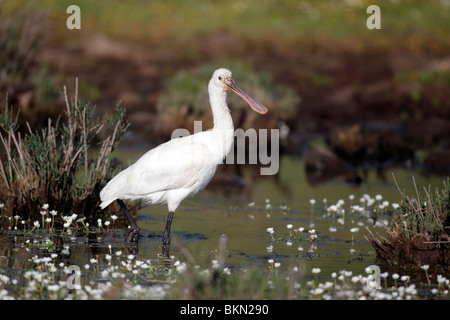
(135, 260, 143, 267)
(111, 215, 118, 221)
(350, 227, 359, 233)
(33, 221, 40, 228)
(266, 227, 274, 234)
(312, 268, 321, 274)
(274, 262, 281, 268)
(40, 211, 47, 216)
(421, 265, 429, 271)
(344, 270, 352, 277)
(268, 259, 274, 264)
(311, 288, 324, 295)
(48, 284, 59, 292)
(50, 210, 57, 216)
(287, 224, 293, 229)
(42, 204, 49, 210)
(328, 205, 338, 212)
(174, 261, 186, 272)
(309, 199, 316, 205)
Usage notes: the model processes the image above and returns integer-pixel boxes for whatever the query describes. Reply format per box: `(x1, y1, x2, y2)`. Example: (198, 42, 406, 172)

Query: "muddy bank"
(367, 229, 450, 266)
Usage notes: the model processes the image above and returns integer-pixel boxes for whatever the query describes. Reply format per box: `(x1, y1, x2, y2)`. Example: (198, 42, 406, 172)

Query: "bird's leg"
(116, 199, 139, 243)
(162, 211, 174, 257)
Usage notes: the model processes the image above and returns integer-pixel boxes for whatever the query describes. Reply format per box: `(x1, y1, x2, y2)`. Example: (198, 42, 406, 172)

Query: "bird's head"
(210, 68, 268, 115)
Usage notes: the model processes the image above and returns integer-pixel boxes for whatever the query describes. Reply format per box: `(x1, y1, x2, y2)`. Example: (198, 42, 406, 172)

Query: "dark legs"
(116, 199, 174, 258)
(162, 211, 174, 258)
(116, 199, 140, 243)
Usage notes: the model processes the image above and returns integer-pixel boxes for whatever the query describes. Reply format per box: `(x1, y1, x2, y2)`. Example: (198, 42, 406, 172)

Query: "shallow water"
(0, 156, 447, 297)
(144, 157, 446, 277)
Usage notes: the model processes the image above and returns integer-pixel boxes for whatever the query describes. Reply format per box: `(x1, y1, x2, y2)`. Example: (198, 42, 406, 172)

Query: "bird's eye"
(218, 76, 222, 81)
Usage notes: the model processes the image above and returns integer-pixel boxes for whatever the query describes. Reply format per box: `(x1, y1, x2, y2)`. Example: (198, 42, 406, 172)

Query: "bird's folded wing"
(123, 139, 215, 196)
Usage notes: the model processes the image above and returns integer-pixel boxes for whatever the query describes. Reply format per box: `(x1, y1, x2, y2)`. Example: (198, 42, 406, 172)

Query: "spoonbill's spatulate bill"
(99, 68, 268, 252)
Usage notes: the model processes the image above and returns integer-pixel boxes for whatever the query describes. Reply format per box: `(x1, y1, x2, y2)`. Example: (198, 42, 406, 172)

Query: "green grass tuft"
(0, 83, 130, 222)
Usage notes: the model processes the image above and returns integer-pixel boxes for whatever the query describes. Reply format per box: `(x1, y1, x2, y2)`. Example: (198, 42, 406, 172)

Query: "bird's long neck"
(209, 87, 234, 158)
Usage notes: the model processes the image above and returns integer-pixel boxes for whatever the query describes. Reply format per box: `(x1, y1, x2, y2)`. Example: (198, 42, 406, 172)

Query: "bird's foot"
(126, 227, 140, 243)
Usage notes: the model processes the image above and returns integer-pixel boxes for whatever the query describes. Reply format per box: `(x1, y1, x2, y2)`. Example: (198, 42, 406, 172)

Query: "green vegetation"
(0, 86, 129, 222)
(367, 175, 450, 266)
(391, 176, 449, 240)
(396, 69, 450, 86)
(4, 0, 450, 43)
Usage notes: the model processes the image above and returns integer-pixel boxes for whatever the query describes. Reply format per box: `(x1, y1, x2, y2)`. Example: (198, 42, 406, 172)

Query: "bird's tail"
(99, 170, 128, 209)
(99, 198, 116, 210)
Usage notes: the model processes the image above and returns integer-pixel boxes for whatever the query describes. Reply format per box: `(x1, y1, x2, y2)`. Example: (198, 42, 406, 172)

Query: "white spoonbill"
(99, 68, 268, 247)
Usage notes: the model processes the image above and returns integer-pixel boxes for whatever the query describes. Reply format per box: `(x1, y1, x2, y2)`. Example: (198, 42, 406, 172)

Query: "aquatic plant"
(367, 175, 450, 266)
(0, 82, 130, 222)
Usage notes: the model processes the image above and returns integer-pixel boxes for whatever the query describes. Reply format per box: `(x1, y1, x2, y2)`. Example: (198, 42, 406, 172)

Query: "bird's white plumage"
(100, 68, 239, 213)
